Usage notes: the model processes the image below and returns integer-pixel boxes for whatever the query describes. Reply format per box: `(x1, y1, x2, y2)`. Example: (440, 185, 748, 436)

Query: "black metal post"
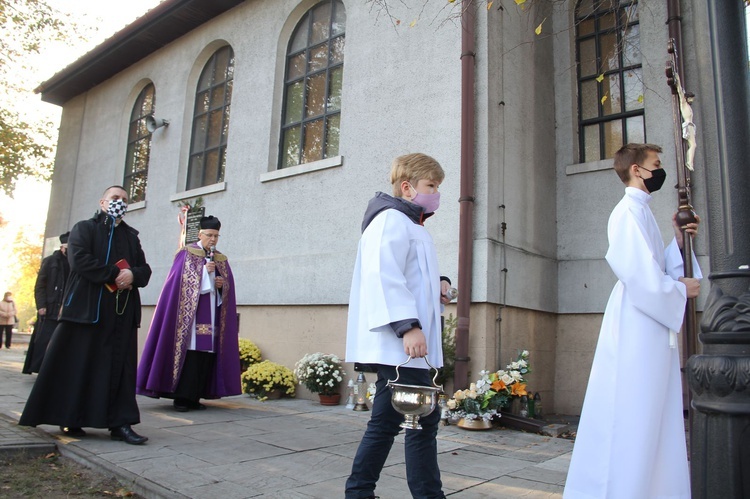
(685, 1, 750, 497)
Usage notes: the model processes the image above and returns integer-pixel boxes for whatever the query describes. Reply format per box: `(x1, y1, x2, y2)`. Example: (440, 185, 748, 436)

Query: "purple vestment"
(137, 244, 241, 399)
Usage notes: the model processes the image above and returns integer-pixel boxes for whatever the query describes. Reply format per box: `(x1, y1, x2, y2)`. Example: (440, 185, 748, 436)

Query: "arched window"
(124, 83, 155, 203)
(279, 0, 345, 169)
(576, 0, 643, 162)
(187, 46, 234, 190)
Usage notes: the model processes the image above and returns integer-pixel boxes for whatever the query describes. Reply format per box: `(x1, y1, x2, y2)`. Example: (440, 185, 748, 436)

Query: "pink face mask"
(408, 183, 440, 213)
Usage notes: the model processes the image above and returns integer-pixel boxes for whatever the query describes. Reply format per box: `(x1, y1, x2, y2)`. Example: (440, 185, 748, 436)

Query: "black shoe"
(110, 425, 148, 445)
(186, 400, 206, 410)
(173, 400, 190, 412)
(60, 426, 86, 437)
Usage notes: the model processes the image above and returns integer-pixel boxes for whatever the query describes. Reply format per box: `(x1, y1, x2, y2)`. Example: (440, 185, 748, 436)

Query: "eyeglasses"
(199, 232, 220, 239)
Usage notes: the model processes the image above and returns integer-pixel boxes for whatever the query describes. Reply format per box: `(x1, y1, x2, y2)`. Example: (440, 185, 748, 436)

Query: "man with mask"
(564, 144, 701, 499)
(137, 215, 240, 412)
(345, 153, 453, 499)
(23, 232, 71, 373)
(20, 186, 152, 445)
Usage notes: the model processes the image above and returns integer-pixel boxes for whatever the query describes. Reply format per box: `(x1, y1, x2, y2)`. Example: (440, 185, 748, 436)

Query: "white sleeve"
(605, 208, 687, 332)
(665, 238, 703, 280)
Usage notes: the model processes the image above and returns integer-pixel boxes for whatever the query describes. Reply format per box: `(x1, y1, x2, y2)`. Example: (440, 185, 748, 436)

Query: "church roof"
(35, 0, 246, 106)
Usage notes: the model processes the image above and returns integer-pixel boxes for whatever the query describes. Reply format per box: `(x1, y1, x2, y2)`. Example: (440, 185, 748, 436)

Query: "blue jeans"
(345, 364, 444, 499)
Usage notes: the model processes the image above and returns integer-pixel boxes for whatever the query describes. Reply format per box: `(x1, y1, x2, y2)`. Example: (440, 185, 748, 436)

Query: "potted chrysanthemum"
(241, 360, 296, 401)
(294, 352, 344, 405)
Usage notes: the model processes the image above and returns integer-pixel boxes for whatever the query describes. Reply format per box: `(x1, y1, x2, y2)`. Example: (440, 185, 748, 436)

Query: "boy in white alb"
(345, 153, 452, 499)
(564, 143, 701, 499)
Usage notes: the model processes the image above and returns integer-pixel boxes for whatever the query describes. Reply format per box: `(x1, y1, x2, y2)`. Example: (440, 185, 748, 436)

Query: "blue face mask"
(408, 183, 440, 213)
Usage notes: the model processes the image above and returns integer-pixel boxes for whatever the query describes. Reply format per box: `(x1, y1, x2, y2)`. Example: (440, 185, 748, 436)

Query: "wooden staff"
(665, 39, 698, 360)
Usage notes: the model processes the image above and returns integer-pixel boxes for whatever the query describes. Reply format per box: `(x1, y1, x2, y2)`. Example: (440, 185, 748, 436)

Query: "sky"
(0, 0, 163, 292)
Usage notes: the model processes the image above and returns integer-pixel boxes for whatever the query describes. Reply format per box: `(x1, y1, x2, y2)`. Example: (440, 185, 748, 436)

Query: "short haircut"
(102, 185, 126, 197)
(390, 153, 445, 197)
(613, 143, 662, 183)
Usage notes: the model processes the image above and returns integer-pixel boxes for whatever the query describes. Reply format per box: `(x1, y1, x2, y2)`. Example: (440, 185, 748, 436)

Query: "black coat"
(19, 212, 152, 429)
(34, 249, 70, 316)
(59, 212, 151, 326)
(24, 250, 70, 374)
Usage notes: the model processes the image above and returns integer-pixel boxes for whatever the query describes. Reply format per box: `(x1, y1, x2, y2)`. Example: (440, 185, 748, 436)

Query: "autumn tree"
(7, 230, 43, 329)
(0, 0, 73, 197)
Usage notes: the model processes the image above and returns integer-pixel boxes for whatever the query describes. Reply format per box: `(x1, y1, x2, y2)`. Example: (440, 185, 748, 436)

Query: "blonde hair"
(390, 153, 445, 197)
(613, 143, 662, 183)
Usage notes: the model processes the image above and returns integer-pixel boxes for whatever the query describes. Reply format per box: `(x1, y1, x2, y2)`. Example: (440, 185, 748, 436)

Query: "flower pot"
(457, 418, 492, 430)
(318, 393, 341, 406)
(265, 389, 282, 400)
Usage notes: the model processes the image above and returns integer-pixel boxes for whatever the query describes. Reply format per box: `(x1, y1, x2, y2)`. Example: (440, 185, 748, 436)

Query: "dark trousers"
(345, 364, 444, 499)
(173, 350, 215, 403)
(0, 325, 12, 348)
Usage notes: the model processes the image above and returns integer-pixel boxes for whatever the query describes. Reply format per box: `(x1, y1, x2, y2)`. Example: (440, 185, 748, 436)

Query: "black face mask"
(643, 168, 667, 193)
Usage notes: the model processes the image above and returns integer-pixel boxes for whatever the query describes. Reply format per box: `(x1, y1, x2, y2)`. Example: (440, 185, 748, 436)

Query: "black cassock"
(20, 214, 151, 429)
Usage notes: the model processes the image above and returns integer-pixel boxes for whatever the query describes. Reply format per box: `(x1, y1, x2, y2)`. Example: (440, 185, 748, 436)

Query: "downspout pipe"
(454, 1, 476, 392)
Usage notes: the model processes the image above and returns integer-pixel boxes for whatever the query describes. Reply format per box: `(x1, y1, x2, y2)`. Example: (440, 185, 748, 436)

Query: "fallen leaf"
(409, 19, 417, 27)
(535, 17, 546, 35)
(637, 94, 644, 103)
(601, 95, 608, 105)
(395, 19, 401, 25)
(596, 74, 604, 83)
(515, 0, 526, 4)
(487, 1, 493, 9)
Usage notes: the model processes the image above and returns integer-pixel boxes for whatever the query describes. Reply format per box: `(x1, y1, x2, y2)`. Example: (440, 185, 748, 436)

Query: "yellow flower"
(241, 360, 296, 399)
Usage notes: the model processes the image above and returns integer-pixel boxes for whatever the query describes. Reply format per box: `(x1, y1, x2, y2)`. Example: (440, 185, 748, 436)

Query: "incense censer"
(387, 356, 443, 430)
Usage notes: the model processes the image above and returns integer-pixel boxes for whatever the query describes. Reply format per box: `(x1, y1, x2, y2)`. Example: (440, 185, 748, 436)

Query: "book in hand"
(105, 259, 130, 292)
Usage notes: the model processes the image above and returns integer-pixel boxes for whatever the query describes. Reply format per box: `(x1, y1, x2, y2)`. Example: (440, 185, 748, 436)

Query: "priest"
(24, 231, 71, 374)
(137, 215, 241, 411)
(20, 186, 152, 444)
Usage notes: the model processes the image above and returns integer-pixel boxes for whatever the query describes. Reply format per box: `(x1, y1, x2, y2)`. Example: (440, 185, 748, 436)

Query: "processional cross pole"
(665, 39, 699, 370)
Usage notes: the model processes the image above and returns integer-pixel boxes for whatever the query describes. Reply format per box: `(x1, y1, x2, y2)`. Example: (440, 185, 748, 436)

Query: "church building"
(38, 0, 727, 414)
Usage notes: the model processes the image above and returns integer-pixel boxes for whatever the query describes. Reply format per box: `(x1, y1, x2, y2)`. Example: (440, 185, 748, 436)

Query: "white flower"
(501, 374, 513, 385)
(447, 399, 457, 409)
